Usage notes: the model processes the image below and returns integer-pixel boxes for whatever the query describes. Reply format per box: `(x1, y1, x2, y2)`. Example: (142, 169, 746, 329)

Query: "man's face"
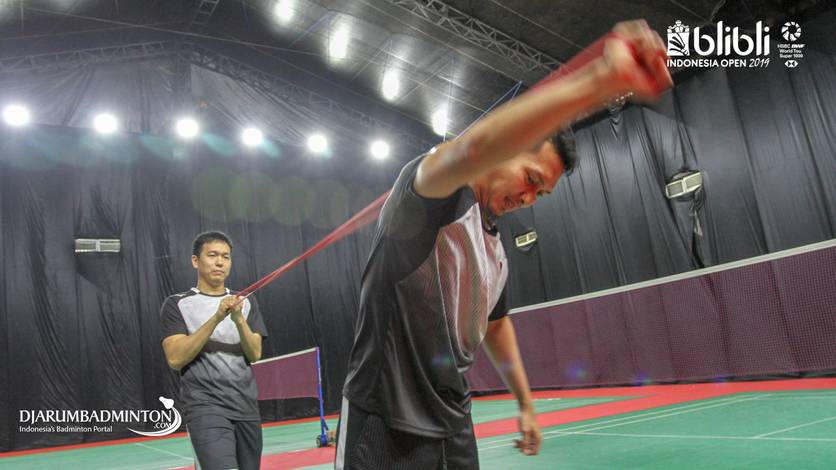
(476, 141, 565, 217)
(191, 240, 231, 287)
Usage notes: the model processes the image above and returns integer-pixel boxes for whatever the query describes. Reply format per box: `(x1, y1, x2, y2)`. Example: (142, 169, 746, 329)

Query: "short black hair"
(192, 231, 233, 257)
(549, 129, 578, 176)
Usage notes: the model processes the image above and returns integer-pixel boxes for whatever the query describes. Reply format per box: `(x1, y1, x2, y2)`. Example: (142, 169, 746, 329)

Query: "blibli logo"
(667, 20, 771, 57)
(667, 20, 690, 56)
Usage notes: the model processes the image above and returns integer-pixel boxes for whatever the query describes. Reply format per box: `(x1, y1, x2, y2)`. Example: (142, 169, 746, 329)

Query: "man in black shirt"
(161, 231, 269, 470)
(338, 20, 672, 469)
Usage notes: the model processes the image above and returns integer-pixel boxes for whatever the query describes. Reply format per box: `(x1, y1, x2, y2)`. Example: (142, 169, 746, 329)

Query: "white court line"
(478, 395, 752, 447)
(133, 442, 192, 461)
(755, 396, 836, 400)
(477, 395, 744, 446)
(479, 397, 760, 451)
(754, 415, 836, 438)
(547, 431, 836, 443)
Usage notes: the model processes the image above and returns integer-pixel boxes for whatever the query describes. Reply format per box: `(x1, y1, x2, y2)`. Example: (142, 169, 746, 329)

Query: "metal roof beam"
(385, 0, 560, 74)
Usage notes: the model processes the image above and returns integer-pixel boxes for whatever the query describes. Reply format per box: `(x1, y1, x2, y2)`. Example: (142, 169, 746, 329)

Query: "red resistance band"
(233, 32, 657, 303)
(233, 191, 389, 304)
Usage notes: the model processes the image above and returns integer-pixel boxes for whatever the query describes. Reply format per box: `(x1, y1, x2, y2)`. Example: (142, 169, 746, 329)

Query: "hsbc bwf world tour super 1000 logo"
(666, 20, 805, 69)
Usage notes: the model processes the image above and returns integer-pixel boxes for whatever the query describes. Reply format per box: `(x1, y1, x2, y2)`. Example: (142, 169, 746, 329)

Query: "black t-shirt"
(343, 155, 509, 438)
(160, 288, 269, 423)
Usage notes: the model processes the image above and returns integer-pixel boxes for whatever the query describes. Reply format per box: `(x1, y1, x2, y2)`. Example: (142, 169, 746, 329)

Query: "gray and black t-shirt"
(343, 155, 509, 438)
(160, 288, 268, 423)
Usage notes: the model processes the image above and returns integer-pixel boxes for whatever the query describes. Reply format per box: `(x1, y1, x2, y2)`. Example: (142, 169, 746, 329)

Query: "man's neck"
(196, 279, 226, 295)
(469, 181, 497, 231)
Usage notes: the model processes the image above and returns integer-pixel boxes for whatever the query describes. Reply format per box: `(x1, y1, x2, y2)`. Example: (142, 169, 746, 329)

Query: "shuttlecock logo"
(667, 20, 690, 56)
(782, 22, 801, 41)
(128, 397, 181, 437)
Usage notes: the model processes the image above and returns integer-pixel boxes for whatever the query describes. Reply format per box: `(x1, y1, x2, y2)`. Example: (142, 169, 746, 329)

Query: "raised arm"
(414, 20, 671, 199)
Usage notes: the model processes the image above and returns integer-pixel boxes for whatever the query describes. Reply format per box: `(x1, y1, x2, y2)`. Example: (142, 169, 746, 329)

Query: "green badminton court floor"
(2, 387, 835, 469)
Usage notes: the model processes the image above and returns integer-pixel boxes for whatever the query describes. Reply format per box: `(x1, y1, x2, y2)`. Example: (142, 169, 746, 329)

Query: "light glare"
(3, 104, 30, 127)
(381, 70, 401, 101)
(431, 108, 448, 136)
(93, 113, 118, 134)
(175, 118, 199, 139)
(370, 140, 390, 160)
(242, 127, 264, 147)
(274, 0, 294, 23)
(329, 27, 349, 60)
(307, 134, 328, 154)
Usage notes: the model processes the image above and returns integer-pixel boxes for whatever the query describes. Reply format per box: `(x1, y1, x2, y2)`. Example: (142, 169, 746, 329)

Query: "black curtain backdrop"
(0, 125, 390, 451)
(2, 49, 835, 451)
(500, 48, 836, 308)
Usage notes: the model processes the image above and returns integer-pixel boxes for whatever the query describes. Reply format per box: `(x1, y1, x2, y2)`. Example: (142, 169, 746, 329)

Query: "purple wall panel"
(466, 244, 836, 392)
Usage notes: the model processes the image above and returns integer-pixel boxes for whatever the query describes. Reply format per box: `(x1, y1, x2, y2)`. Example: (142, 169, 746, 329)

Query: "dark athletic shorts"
(187, 415, 263, 470)
(334, 398, 479, 470)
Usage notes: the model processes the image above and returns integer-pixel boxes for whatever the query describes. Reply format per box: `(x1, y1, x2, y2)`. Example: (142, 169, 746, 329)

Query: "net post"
(315, 347, 328, 447)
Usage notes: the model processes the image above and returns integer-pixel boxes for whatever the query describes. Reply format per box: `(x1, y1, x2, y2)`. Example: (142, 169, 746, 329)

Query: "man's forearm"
(166, 314, 222, 370)
(234, 320, 262, 363)
(416, 61, 612, 198)
(482, 316, 534, 411)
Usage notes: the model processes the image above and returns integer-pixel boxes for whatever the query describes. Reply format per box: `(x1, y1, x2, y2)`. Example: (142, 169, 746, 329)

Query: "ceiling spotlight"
(307, 133, 328, 154)
(431, 108, 448, 136)
(381, 70, 401, 101)
(93, 113, 118, 134)
(242, 127, 264, 147)
(274, 0, 294, 23)
(329, 26, 349, 60)
(3, 104, 31, 127)
(175, 117, 199, 139)
(370, 140, 390, 160)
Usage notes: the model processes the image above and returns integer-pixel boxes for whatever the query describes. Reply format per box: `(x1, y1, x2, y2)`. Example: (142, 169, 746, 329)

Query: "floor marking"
(133, 442, 192, 461)
(754, 395, 836, 399)
(478, 395, 762, 450)
(546, 431, 836, 443)
(476, 395, 743, 446)
(754, 415, 836, 438)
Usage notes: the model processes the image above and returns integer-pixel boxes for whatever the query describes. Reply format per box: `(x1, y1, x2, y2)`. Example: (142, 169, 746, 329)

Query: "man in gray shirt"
(161, 231, 268, 470)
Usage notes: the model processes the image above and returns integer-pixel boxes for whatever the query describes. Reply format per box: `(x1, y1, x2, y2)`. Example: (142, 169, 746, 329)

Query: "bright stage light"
(381, 70, 401, 101)
(3, 104, 30, 127)
(307, 133, 328, 154)
(274, 0, 294, 23)
(329, 26, 349, 60)
(370, 140, 390, 160)
(431, 108, 448, 136)
(242, 127, 264, 147)
(175, 118, 199, 139)
(93, 113, 118, 134)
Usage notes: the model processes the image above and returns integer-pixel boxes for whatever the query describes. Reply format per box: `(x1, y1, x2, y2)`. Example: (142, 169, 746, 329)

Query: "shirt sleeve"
(381, 155, 463, 242)
(246, 297, 269, 339)
(488, 288, 508, 322)
(160, 296, 188, 340)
